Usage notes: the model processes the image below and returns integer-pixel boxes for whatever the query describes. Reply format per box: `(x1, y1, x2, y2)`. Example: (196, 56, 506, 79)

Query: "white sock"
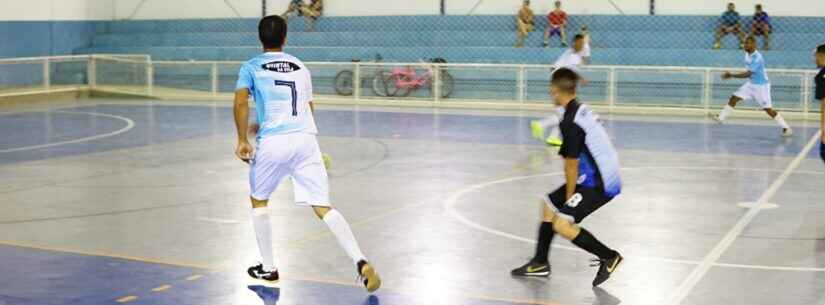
(322, 209, 366, 264)
(538, 114, 559, 128)
(774, 114, 790, 129)
(251, 207, 276, 271)
(719, 105, 734, 121)
(547, 126, 561, 140)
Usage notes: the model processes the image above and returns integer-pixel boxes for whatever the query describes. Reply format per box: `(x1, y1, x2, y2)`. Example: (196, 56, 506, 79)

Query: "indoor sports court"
(1, 1, 824, 305)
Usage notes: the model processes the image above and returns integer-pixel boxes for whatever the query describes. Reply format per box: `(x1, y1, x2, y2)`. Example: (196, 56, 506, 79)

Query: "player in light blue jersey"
(233, 15, 380, 292)
(711, 36, 793, 137)
(511, 68, 623, 287)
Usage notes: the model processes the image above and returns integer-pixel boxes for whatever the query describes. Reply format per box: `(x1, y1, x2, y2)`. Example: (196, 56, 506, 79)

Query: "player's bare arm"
(722, 70, 752, 79)
(233, 88, 253, 163)
(564, 157, 579, 199)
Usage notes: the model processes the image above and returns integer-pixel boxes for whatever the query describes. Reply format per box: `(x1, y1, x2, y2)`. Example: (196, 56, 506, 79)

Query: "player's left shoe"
(357, 260, 381, 293)
(591, 253, 623, 287)
(781, 128, 793, 137)
(530, 121, 546, 141)
(708, 113, 723, 124)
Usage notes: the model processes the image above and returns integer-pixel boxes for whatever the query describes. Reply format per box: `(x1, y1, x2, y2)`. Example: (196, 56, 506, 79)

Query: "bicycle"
(334, 54, 388, 96)
(375, 57, 455, 98)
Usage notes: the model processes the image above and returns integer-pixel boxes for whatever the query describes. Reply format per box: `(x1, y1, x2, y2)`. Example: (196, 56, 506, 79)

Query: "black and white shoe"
(591, 253, 623, 287)
(782, 128, 794, 137)
(247, 263, 279, 286)
(510, 260, 551, 277)
(357, 260, 381, 293)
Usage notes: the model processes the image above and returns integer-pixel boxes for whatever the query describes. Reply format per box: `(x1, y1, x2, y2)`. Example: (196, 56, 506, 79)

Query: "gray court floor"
(0, 97, 823, 305)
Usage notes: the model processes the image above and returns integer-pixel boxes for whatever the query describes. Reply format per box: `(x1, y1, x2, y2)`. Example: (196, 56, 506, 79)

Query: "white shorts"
(249, 132, 330, 206)
(733, 82, 772, 109)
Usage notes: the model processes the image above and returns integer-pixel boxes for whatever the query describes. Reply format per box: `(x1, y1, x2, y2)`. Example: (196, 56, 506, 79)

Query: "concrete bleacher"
(77, 15, 823, 68)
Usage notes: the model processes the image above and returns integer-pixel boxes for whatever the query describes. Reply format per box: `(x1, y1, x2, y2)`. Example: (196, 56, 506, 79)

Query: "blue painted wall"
(0, 21, 98, 58)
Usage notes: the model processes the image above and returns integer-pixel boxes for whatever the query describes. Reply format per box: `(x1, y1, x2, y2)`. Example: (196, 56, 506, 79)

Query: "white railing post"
(517, 66, 525, 103)
(43, 58, 50, 91)
(146, 60, 154, 96)
(87, 55, 97, 89)
(802, 71, 811, 119)
(607, 67, 617, 112)
(433, 63, 441, 104)
(353, 62, 361, 102)
(703, 69, 712, 113)
(211, 62, 219, 97)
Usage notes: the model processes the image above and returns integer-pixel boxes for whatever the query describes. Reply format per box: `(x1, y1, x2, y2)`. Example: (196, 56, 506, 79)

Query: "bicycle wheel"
(334, 70, 354, 96)
(372, 71, 404, 97)
(437, 70, 455, 98)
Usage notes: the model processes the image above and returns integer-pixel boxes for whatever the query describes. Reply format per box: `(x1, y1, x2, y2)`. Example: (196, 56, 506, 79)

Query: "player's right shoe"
(708, 113, 723, 124)
(510, 260, 551, 277)
(546, 136, 563, 147)
(781, 128, 794, 137)
(530, 121, 546, 141)
(357, 260, 381, 293)
(591, 253, 623, 287)
(247, 263, 280, 286)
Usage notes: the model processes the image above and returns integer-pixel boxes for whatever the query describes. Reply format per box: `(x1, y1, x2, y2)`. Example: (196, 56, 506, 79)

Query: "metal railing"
(0, 54, 819, 118)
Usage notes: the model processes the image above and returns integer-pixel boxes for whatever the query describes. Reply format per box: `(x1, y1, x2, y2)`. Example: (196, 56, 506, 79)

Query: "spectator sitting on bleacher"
(543, 1, 568, 48)
(515, 0, 535, 48)
(282, 0, 323, 31)
(714, 3, 746, 50)
(750, 4, 771, 50)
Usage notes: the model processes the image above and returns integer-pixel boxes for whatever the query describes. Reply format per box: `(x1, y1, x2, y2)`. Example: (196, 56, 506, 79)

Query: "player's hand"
(722, 72, 732, 80)
(236, 140, 254, 164)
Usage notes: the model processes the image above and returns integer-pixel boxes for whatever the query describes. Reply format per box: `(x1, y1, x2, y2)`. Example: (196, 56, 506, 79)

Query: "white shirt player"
(553, 48, 584, 73)
(236, 52, 317, 139)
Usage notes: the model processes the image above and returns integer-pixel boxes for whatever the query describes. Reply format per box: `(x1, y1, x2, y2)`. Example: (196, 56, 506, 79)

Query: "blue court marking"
(0, 104, 820, 166)
(0, 244, 546, 305)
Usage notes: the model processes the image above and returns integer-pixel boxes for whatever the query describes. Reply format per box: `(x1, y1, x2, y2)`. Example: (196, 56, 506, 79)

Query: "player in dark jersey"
(511, 68, 623, 287)
(815, 44, 825, 163)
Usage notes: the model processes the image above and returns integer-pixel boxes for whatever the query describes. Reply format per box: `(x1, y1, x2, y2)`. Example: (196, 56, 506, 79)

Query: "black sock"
(571, 229, 617, 260)
(531, 222, 555, 263)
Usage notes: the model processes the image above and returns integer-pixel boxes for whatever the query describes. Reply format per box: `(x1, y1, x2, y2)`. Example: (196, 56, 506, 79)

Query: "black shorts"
(545, 185, 613, 223)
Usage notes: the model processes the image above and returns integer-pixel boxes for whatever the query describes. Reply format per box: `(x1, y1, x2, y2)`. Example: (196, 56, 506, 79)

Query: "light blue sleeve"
(235, 64, 254, 92)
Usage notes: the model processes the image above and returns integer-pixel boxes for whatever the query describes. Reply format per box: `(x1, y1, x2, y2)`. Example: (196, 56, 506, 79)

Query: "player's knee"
(540, 200, 555, 222)
(551, 215, 580, 240)
(312, 205, 332, 219)
(251, 197, 268, 209)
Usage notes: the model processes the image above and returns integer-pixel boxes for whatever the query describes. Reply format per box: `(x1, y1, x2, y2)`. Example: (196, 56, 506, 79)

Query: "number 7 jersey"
(236, 52, 318, 138)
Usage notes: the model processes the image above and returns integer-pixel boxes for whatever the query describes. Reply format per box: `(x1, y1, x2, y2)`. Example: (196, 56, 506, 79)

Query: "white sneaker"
(781, 128, 793, 137)
(708, 113, 723, 124)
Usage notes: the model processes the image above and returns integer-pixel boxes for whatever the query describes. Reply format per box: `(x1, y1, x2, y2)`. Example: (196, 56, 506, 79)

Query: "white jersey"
(553, 48, 584, 72)
(236, 52, 317, 139)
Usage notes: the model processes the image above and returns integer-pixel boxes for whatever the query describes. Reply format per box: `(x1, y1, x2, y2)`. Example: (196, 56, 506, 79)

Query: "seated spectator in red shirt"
(543, 1, 568, 47)
(750, 4, 772, 50)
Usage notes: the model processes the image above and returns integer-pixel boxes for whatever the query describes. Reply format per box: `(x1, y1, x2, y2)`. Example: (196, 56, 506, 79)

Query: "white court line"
(0, 111, 135, 153)
(444, 165, 825, 274)
(666, 131, 824, 305)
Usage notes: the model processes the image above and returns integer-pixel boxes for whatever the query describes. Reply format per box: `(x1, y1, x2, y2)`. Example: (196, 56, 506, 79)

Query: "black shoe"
(591, 253, 622, 287)
(357, 260, 382, 293)
(510, 260, 551, 277)
(247, 263, 279, 286)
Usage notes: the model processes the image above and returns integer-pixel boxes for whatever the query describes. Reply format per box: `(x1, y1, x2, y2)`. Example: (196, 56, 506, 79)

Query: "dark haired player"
(532, 34, 588, 146)
(815, 44, 825, 163)
(233, 15, 380, 292)
(710, 36, 793, 137)
(512, 68, 623, 287)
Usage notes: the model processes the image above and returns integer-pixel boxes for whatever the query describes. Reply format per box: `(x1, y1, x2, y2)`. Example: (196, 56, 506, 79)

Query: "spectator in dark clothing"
(750, 4, 772, 50)
(714, 3, 746, 50)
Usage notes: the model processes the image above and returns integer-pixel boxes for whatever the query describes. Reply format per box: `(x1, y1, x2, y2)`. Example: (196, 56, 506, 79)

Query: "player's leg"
(560, 26, 568, 47)
(713, 83, 747, 123)
(511, 187, 567, 277)
(547, 187, 622, 286)
(757, 84, 792, 136)
(292, 134, 381, 292)
(246, 138, 292, 285)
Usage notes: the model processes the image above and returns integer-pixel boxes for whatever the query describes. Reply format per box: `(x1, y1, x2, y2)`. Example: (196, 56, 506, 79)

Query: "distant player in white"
(711, 35, 793, 136)
(233, 15, 380, 292)
(532, 34, 589, 146)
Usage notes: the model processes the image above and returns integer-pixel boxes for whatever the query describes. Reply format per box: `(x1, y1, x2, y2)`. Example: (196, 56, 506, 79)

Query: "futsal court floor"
(0, 97, 823, 305)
